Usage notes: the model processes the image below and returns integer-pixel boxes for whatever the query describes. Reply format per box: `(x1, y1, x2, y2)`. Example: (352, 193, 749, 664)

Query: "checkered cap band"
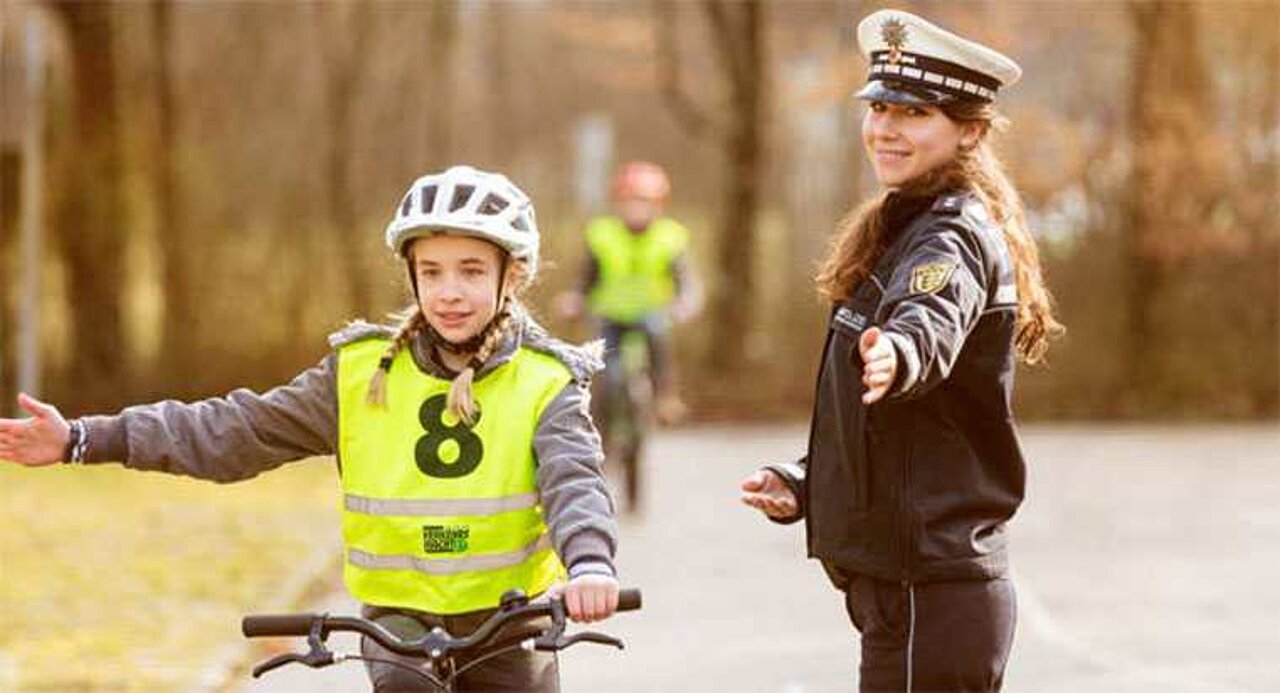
(868, 50, 1000, 102)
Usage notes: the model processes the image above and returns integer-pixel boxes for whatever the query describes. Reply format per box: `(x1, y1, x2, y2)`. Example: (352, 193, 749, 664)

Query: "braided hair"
(443, 306, 516, 426)
(364, 307, 427, 407)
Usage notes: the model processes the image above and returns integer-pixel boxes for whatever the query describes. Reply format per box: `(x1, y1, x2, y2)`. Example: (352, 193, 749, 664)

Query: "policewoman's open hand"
(557, 574, 620, 624)
(740, 470, 798, 520)
(0, 393, 70, 466)
(859, 327, 898, 405)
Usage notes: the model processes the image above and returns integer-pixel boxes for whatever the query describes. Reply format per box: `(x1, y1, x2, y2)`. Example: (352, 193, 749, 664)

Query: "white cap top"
(855, 9, 1021, 104)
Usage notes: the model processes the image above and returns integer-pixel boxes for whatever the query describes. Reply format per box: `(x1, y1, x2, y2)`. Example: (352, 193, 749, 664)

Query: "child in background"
(557, 161, 702, 425)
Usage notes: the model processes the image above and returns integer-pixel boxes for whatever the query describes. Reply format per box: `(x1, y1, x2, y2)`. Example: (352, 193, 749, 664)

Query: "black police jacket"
(774, 191, 1025, 584)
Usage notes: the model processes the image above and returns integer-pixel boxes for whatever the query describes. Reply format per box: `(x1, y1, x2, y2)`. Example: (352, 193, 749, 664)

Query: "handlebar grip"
(617, 588, 642, 612)
(242, 613, 322, 638)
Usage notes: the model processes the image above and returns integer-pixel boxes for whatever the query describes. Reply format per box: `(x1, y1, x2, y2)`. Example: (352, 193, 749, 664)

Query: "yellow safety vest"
(336, 337, 570, 614)
(585, 215, 689, 323)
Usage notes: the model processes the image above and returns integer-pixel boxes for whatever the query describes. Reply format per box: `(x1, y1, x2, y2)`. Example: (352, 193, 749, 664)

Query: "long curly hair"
(815, 100, 1063, 363)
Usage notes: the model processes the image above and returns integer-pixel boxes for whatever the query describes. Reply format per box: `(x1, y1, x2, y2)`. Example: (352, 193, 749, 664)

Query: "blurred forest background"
(1, 0, 1276, 422)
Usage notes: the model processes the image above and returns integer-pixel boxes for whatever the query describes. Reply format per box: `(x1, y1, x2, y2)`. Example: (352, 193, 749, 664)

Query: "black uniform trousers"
(843, 573, 1016, 693)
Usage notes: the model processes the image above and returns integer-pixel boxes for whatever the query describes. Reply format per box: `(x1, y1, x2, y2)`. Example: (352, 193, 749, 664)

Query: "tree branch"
(652, 0, 717, 138)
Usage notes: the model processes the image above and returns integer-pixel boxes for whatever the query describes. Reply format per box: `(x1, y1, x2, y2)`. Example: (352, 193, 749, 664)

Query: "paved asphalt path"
(234, 423, 1280, 692)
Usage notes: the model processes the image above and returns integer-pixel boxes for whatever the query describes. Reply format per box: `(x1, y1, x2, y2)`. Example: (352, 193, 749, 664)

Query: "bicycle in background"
(595, 324, 654, 511)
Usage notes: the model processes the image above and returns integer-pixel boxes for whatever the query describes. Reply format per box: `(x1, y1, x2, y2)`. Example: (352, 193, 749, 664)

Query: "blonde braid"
(366, 307, 427, 406)
(445, 304, 518, 426)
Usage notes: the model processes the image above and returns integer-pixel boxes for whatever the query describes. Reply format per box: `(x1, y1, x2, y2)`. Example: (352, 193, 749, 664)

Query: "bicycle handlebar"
(242, 613, 323, 638)
(243, 588, 642, 656)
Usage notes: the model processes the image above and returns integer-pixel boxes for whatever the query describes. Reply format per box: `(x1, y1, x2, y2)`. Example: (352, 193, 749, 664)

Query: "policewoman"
(0, 165, 620, 691)
(741, 10, 1062, 692)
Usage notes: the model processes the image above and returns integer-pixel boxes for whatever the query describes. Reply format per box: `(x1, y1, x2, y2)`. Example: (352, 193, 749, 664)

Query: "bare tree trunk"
(653, 0, 767, 373)
(1124, 0, 1208, 413)
(487, 4, 513, 161)
(706, 1, 764, 371)
(319, 2, 373, 317)
(151, 0, 198, 389)
(1249, 10, 1279, 415)
(0, 150, 18, 411)
(425, 1, 458, 168)
(51, 4, 128, 410)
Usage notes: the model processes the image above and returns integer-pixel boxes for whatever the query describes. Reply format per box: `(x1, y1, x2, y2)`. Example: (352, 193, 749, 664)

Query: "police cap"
(855, 10, 1022, 106)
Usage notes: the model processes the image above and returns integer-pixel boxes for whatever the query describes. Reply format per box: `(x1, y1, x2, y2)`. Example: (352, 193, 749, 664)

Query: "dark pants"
(842, 573, 1016, 693)
(360, 604, 559, 692)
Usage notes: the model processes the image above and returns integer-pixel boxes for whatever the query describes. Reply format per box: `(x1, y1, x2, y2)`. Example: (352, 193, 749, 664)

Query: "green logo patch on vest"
(423, 524, 471, 553)
(910, 262, 956, 295)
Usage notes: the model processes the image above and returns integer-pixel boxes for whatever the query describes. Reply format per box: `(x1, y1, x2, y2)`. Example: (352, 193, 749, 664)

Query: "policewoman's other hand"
(0, 393, 71, 466)
(562, 573, 620, 624)
(740, 470, 798, 520)
(859, 326, 898, 405)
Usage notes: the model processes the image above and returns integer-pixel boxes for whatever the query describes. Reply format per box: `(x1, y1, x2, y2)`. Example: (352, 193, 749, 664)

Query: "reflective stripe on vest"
(586, 215, 688, 323)
(345, 492, 539, 517)
(336, 338, 571, 614)
(348, 534, 553, 576)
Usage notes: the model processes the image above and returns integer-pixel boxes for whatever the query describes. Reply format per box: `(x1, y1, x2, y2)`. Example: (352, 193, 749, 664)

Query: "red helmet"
(612, 161, 671, 202)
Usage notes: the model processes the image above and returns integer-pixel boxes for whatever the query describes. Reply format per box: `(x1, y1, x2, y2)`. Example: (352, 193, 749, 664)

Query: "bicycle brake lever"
(252, 617, 337, 679)
(532, 630, 624, 652)
(565, 631, 624, 650)
(529, 597, 567, 651)
(251, 652, 303, 678)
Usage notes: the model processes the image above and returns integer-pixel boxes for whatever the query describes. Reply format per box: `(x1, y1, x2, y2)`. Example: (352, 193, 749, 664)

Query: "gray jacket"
(79, 310, 618, 581)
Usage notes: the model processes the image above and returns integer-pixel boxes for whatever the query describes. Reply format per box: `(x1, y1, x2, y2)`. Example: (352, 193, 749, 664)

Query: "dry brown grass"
(0, 459, 340, 691)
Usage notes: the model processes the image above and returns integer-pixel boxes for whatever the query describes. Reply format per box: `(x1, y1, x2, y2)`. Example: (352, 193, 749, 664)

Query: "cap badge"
(881, 18, 909, 65)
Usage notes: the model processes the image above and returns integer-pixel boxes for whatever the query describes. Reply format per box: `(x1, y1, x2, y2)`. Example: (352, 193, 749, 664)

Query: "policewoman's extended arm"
(876, 222, 989, 400)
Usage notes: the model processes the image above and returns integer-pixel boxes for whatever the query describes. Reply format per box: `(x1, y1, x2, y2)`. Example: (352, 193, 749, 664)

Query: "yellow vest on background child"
(585, 215, 689, 324)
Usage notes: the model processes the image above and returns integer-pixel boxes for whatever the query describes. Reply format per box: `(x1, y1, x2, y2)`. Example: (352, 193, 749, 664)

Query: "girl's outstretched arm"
(74, 357, 339, 482)
(0, 393, 71, 466)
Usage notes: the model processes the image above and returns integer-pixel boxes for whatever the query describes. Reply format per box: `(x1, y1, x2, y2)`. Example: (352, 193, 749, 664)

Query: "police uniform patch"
(910, 262, 956, 294)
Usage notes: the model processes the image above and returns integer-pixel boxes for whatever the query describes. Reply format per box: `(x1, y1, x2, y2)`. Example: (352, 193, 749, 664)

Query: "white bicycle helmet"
(385, 165, 540, 277)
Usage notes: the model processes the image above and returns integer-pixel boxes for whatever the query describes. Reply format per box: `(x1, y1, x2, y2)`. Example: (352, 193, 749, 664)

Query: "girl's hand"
(859, 327, 898, 404)
(561, 574, 619, 624)
(0, 393, 71, 466)
(740, 470, 798, 520)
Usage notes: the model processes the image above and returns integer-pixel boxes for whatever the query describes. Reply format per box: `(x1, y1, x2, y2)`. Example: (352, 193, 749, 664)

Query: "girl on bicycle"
(740, 10, 1061, 692)
(0, 165, 620, 691)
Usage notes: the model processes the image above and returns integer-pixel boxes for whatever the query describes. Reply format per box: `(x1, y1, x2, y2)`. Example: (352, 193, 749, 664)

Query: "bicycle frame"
(242, 588, 641, 691)
(596, 325, 653, 511)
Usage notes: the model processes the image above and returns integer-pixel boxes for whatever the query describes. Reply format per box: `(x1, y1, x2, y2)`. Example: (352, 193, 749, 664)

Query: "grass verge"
(0, 459, 340, 691)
